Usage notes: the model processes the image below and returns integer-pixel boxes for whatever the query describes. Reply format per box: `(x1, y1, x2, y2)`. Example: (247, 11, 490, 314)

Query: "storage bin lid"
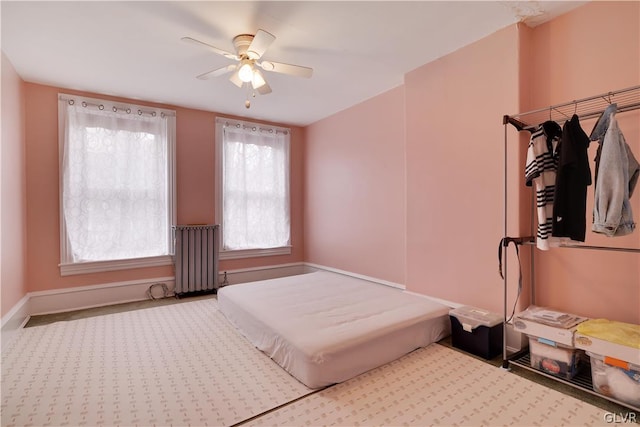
(450, 306, 503, 330)
(516, 305, 585, 329)
(577, 319, 640, 349)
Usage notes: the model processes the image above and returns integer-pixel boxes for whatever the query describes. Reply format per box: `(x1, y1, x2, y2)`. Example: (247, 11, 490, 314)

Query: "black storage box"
(450, 306, 503, 359)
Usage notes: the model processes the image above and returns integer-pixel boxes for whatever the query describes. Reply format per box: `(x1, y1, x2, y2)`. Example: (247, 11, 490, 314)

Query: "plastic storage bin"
(513, 305, 587, 347)
(450, 306, 503, 359)
(588, 352, 640, 407)
(528, 336, 583, 379)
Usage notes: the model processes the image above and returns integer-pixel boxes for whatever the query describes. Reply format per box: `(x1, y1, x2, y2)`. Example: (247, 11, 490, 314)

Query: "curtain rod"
(216, 116, 290, 135)
(222, 122, 289, 135)
(58, 94, 176, 118)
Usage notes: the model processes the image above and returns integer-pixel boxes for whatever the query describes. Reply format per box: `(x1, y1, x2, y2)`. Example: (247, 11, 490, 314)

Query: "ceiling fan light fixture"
(238, 60, 254, 83)
(252, 69, 267, 89)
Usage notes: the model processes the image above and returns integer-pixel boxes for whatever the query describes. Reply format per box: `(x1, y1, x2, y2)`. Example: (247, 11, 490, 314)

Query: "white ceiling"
(1, 1, 586, 126)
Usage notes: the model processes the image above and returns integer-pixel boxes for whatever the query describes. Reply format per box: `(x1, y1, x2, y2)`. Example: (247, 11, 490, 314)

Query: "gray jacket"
(590, 104, 639, 236)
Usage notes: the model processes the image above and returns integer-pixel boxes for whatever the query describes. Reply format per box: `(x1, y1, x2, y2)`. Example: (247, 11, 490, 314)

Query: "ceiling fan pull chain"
(245, 82, 251, 109)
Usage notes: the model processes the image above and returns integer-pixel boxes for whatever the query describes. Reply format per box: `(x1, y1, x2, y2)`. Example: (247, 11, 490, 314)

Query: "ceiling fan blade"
(181, 36, 239, 60)
(196, 64, 237, 80)
(246, 29, 275, 60)
(229, 68, 243, 88)
(259, 60, 313, 78)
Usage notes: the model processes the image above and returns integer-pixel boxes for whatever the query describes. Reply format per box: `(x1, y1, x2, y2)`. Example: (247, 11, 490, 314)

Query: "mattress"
(217, 270, 451, 389)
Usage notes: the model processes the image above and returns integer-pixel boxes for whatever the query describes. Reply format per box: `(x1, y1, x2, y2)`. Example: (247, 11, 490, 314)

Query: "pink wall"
(23, 83, 304, 294)
(5, 2, 639, 325)
(526, 1, 639, 323)
(1, 53, 28, 317)
(305, 2, 638, 323)
(304, 86, 406, 284)
(404, 25, 521, 312)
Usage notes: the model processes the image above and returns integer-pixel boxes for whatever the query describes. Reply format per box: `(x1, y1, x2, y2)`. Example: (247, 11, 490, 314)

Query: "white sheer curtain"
(60, 96, 174, 263)
(222, 125, 290, 250)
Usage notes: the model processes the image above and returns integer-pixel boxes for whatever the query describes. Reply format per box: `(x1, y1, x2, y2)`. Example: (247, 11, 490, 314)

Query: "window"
(58, 94, 176, 275)
(216, 117, 291, 259)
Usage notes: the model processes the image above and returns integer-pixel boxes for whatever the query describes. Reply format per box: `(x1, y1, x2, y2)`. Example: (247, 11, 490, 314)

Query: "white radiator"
(173, 224, 219, 296)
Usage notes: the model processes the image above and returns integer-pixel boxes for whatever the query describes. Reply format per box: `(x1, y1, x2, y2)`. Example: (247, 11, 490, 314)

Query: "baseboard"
(300, 263, 463, 309)
(1, 293, 30, 329)
(0, 276, 176, 350)
(219, 262, 306, 286)
(1, 294, 31, 351)
(2, 262, 462, 344)
(1, 263, 308, 340)
(303, 263, 406, 289)
(27, 276, 176, 317)
(402, 290, 461, 309)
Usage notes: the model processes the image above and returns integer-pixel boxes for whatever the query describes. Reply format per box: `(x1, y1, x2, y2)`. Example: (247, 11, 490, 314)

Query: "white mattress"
(217, 271, 451, 389)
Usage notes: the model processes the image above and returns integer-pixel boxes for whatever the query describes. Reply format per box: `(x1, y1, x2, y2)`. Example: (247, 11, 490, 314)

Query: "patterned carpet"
(247, 344, 610, 426)
(1, 299, 312, 427)
(1, 298, 622, 427)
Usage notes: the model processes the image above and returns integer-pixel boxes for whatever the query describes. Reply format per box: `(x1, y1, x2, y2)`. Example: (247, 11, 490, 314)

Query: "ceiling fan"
(182, 29, 313, 108)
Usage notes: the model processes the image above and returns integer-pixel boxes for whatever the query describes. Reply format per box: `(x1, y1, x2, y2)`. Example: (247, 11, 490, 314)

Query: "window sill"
(60, 255, 173, 276)
(219, 246, 292, 260)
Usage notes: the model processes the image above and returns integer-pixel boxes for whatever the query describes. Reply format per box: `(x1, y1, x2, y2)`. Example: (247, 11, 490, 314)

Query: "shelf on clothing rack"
(504, 85, 640, 129)
(555, 244, 640, 253)
(520, 239, 640, 253)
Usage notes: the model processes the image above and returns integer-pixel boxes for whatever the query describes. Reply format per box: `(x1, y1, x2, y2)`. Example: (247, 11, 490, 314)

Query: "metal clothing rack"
(504, 85, 640, 131)
(500, 85, 640, 412)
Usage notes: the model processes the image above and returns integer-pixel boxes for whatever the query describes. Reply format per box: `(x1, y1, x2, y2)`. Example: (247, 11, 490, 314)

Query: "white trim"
(27, 276, 176, 316)
(303, 263, 464, 308)
(0, 263, 306, 336)
(220, 262, 305, 285)
(219, 246, 291, 260)
(222, 262, 304, 274)
(303, 263, 406, 290)
(402, 290, 460, 309)
(1, 294, 31, 353)
(60, 255, 173, 276)
(1, 293, 30, 329)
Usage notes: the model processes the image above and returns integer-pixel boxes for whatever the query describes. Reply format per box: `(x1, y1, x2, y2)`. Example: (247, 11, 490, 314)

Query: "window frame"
(215, 117, 292, 260)
(58, 94, 176, 276)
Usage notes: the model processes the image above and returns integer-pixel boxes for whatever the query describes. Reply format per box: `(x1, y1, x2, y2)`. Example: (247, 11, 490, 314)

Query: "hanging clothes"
(590, 103, 640, 237)
(525, 121, 562, 250)
(552, 114, 592, 242)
